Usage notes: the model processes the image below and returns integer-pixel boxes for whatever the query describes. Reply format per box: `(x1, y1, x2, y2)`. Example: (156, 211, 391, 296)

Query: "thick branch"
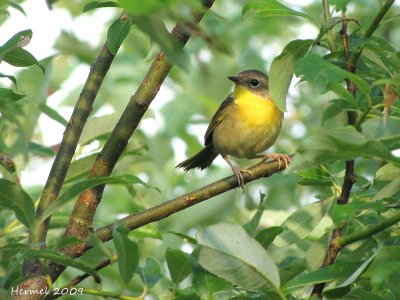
(19, 16, 122, 294)
(42, 0, 216, 284)
(60, 0, 215, 257)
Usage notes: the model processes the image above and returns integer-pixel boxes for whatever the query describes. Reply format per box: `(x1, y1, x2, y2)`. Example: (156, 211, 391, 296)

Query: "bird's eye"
(250, 79, 259, 87)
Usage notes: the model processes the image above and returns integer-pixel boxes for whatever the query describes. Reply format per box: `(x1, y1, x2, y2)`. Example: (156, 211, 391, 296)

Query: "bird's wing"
(204, 93, 234, 145)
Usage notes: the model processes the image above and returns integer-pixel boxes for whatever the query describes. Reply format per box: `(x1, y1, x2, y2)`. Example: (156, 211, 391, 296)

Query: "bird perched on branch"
(177, 69, 290, 190)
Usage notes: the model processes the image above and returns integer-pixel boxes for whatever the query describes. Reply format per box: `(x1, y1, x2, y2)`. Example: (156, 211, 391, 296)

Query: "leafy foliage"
(0, 0, 400, 299)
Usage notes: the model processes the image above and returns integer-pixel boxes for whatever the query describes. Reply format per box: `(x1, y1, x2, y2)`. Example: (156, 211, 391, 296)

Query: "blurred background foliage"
(0, 0, 400, 299)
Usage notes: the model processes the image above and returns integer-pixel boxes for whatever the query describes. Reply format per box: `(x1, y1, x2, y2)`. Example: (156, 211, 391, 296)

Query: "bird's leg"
(252, 153, 292, 169)
(222, 155, 251, 191)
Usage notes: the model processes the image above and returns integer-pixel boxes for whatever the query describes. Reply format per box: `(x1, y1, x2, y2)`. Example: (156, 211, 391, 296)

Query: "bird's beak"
(228, 76, 243, 85)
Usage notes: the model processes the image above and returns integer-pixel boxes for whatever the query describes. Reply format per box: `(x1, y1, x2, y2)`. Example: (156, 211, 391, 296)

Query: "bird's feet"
(231, 166, 253, 192)
(261, 153, 291, 169)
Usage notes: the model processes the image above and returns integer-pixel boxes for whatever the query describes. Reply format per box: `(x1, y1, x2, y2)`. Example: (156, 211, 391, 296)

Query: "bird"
(176, 69, 290, 189)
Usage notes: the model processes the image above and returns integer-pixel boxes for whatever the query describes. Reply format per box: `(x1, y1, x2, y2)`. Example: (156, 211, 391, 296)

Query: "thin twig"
(44, 257, 117, 300)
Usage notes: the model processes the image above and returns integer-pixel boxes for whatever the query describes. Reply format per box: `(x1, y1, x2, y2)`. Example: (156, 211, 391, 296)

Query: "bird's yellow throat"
(233, 85, 282, 128)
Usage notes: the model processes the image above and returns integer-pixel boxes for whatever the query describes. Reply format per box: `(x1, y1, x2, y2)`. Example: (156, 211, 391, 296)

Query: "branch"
(337, 211, 400, 248)
(95, 157, 292, 243)
(45, 0, 215, 283)
(57, 157, 291, 263)
(44, 257, 117, 300)
(19, 14, 123, 296)
(312, 0, 396, 297)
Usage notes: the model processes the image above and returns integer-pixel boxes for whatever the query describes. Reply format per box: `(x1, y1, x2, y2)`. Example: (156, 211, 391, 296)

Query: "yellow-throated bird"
(176, 69, 290, 189)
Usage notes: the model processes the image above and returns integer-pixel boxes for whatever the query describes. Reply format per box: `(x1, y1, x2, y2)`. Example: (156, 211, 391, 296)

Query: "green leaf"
(9, 1, 27, 15)
(38, 103, 68, 126)
(38, 174, 150, 224)
(193, 270, 230, 298)
(24, 249, 100, 283)
(342, 289, 384, 300)
(297, 167, 332, 187)
(0, 29, 32, 57)
(255, 226, 284, 249)
(376, 163, 400, 181)
(295, 54, 371, 104)
(323, 252, 377, 298)
(0, 179, 34, 229)
(372, 178, 400, 201)
(166, 249, 192, 284)
(305, 233, 330, 271)
(28, 141, 55, 157)
(129, 224, 162, 240)
(283, 261, 362, 292)
(330, 199, 383, 224)
(2, 48, 45, 74)
(366, 251, 400, 289)
(330, 0, 349, 12)
(0, 88, 25, 102)
(0, 72, 17, 86)
(197, 223, 280, 291)
(117, 0, 177, 15)
(134, 14, 189, 70)
(269, 39, 313, 111)
(243, 0, 314, 23)
(54, 236, 84, 250)
(273, 200, 330, 247)
(88, 233, 114, 260)
(362, 118, 400, 151)
(107, 16, 132, 55)
(138, 257, 162, 288)
(83, 1, 120, 13)
(0, 152, 16, 173)
(113, 223, 139, 283)
(163, 231, 197, 244)
(65, 154, 97, 183)
(243, 193, 266, 236)
(289, 126, 400, 171)
(363, 38, 400, 75)
(79, 113, 120, 145)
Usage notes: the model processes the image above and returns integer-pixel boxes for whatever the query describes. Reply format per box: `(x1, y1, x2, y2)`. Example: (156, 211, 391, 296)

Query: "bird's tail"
(176, 144, 218, 171)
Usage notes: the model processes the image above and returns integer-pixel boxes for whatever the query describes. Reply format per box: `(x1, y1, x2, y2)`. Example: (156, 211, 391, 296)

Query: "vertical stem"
(322, 0, 335, 51)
